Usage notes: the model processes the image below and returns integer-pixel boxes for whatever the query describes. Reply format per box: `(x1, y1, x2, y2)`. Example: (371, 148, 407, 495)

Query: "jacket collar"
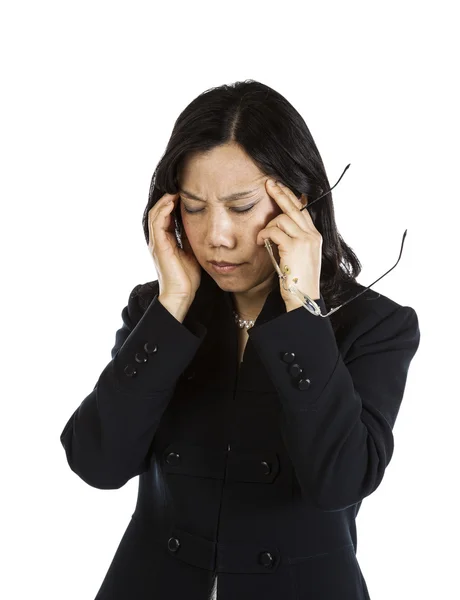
(185, 267, 287, 333)
(181, 268, 287, 391)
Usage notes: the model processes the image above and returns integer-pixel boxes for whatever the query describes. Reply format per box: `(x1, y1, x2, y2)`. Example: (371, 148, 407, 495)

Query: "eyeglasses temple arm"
(329, 229, 408, 313)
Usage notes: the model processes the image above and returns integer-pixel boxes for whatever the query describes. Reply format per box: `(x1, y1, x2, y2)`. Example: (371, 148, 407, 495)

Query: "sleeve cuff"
(102, 293, 207, 394)
(248, 295, 340, 410)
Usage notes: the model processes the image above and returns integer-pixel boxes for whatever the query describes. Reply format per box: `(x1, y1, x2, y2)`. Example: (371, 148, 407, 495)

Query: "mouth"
(209, 261, 244, 273)
(209, 261, 242, 267)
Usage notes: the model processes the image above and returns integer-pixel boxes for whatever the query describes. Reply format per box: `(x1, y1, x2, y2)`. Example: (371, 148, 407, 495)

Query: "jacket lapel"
(182, 269, 286, 392)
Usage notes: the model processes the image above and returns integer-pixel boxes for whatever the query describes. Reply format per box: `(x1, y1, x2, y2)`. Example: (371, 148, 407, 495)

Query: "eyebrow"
(178, 187, 259, 202)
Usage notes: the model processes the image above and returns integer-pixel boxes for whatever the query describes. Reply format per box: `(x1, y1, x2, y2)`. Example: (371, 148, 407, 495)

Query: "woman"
(60, 80, 420, 600)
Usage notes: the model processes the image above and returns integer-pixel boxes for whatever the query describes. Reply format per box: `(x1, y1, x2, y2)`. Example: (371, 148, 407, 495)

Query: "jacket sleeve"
(59, 283, 207, 490)
(248, 296, 421, 511)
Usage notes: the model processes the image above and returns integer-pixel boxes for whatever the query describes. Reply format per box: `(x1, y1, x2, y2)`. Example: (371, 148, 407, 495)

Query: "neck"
(231, 273, 277, 321)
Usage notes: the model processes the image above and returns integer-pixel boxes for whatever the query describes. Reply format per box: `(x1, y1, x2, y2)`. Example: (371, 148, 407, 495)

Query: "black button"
(144, 342, 158, 354)
(165, 452, 181, 466)
(134, 352, 148, 363)
(186, 370, 195, 380)
(167, 537, 180, 552)
(281, 352, 296, 363)
(261, 461, 271, 475)
(124, 364, 137, 377)
(289, 363, 302, 377)
(298, 378, 311, 390)
(259, 551, 274, 567)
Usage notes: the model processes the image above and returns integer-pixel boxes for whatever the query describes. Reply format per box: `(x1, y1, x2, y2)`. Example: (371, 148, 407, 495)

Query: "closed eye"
(182, 204, 256, 215)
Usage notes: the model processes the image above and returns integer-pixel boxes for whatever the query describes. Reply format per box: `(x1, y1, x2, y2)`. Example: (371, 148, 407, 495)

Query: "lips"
(210, 261, 241, 266)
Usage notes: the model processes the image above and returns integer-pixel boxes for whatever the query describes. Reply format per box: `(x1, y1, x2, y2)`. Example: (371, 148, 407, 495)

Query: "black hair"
(142, 79, 364, 334)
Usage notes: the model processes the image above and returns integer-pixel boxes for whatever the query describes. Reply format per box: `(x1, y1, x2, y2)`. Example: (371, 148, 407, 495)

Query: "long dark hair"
(142, 79, 364, 334)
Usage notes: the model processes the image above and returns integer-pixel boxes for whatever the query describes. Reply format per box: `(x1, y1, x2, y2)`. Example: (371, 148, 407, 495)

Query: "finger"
(262, 213, 306, 240)
(256, 225, 292, 250)
(276, 182, 313, 226)
(266, 180, 314, 233)
(149, 194, 176, 220)
(276, 181, 305, 207)
(149, 196, 177, 247)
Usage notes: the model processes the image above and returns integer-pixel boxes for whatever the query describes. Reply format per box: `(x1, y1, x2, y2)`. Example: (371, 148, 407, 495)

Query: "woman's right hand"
(148, 193, 201, 300)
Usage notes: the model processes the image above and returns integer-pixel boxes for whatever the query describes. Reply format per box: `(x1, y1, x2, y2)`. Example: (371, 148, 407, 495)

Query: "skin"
(177, 141, 284, 322)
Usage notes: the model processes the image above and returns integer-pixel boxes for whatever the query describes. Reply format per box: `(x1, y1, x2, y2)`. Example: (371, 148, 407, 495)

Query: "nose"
(203, 210, 236, 247)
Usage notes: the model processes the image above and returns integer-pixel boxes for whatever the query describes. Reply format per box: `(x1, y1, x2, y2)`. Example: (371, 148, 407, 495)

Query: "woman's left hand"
(256, 178, 323, 310)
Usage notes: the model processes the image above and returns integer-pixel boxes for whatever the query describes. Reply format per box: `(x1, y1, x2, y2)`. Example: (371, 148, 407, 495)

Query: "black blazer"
(60, 269, 420, 600)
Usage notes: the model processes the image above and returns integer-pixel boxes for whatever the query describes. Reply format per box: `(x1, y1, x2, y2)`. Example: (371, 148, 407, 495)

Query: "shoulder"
(349, 281, 408, 315)
(332, 280, 418, 342)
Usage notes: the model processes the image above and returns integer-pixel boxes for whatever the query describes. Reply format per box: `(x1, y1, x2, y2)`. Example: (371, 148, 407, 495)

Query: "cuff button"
(259, 551, 275, 568)
(135, 352, 148, 363)
(167, 537, 180, 552)
(297, 378, 311, 390)
(261, 461, 271, 475)
(281, 352, 296, 363)
(124, 364, 138, 377)
(144, 342, 158, 354)
(165, 452, 181, 466)
(289, 363, 303, 377)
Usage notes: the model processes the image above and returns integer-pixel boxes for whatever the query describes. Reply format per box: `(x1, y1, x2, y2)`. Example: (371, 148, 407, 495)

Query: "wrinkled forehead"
(177, 147, 269, 200)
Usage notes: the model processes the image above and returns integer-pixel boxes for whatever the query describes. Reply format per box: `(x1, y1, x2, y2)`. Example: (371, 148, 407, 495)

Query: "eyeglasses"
(264, 163, 408, 318)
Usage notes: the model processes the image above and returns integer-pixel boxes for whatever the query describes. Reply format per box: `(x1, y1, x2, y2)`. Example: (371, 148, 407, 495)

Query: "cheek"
(250, 211, 276, 244)
(180, 213, 195, 239)
(257, 205, 282, 236)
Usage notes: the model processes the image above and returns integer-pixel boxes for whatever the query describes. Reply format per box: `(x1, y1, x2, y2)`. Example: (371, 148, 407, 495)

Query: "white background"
(1, 1, 458, 598)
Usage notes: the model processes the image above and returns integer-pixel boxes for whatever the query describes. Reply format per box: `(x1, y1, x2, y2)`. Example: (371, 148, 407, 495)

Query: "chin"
(218, 279, 259, 295)
(205, 270, 247, 290)
(210, 278, 242, 292)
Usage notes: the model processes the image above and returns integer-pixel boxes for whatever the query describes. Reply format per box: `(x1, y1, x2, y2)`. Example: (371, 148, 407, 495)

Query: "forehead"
(178, 145, 267, 201)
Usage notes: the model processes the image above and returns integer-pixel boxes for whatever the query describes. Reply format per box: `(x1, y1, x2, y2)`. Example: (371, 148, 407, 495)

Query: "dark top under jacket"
(60, 268, 421, 600)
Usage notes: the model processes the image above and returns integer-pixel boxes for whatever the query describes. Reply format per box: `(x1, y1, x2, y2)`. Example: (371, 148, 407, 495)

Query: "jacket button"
(289, 363, 302, 377)
(134, 352, 148, 363)
(259, 551, 274, 567)
(123, 364, 137, 377)
(165, 452, 181, 466)
(144, 342, 158, 354)
(167, 537, 180, 552)
(261, 461, 271, 475)
(186, 370, 195, 380)
(298, 378, 311, 390)
(281, 352, 296, 363)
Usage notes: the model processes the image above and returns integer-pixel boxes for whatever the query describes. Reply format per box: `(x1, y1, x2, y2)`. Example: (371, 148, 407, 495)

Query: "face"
(177, 142, 282, 293)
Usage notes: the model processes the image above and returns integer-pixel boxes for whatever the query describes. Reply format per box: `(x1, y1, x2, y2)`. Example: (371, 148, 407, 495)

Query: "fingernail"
(267, 179, 276, 186)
